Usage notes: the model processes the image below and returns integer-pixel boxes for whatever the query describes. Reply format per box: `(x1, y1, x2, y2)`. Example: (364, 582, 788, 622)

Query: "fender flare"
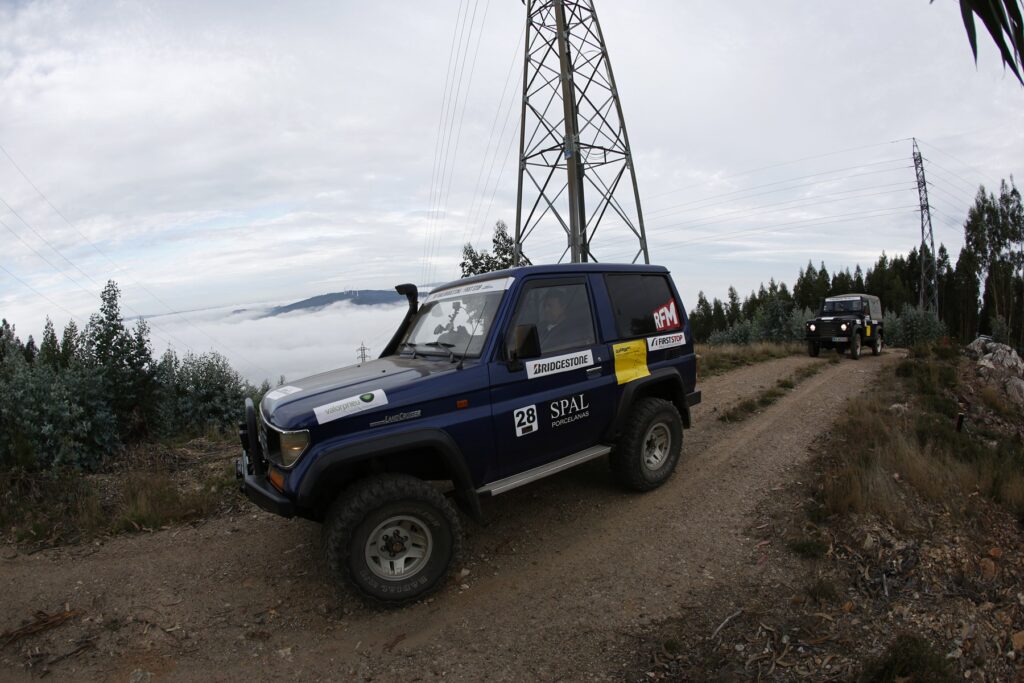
(295, 428, 481, 519)
(604, 368, 690, 441)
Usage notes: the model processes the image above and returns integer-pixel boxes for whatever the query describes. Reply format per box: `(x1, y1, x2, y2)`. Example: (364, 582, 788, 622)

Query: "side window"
(510, 282, 596, 357)
(605, 274, 682, 339)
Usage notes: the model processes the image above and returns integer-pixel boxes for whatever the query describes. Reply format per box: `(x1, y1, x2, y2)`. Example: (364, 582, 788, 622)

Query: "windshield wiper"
(399, 341, 419, 359)
(423, 341, 457, 362)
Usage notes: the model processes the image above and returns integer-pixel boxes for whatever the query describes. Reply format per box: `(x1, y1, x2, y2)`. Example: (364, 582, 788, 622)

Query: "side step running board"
(477, 444, 612, 496)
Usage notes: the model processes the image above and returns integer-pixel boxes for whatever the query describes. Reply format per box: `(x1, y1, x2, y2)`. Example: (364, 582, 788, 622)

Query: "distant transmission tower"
(356, 341, 370, 363)
(513, 0, 649, 265)
(912, 138, 939, 313)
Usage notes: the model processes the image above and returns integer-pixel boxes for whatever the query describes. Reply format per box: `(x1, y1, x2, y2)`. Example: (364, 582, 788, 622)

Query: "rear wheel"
(872, 334, 883, 356)
(849, 332, 862, 360)
(323, 474, 461, 607)
(807, 341, 820, 357)
(610, 397, 683, 492)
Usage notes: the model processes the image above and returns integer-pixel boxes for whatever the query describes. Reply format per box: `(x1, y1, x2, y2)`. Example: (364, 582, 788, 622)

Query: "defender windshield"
(400, 277, 512, 358)
(821, 298, 865, 315)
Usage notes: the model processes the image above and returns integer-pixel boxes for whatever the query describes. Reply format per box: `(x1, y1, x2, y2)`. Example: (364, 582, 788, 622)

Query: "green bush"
(1, 283, 266, 473)
(883, 305, 947, 348)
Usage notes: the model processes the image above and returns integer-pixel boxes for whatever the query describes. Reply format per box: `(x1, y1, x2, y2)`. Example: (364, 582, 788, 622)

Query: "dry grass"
(979, 385, 1015, 419)
(0, 458, 237, 546)
(696, 342, 804, 378)
(719, 362, 825, 423)
(817, 351, 1024, 526)
(854, 633, 956, 683)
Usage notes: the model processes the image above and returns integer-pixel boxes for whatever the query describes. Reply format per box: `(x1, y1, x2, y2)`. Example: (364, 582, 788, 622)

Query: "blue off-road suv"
(237, 264, 700, 606)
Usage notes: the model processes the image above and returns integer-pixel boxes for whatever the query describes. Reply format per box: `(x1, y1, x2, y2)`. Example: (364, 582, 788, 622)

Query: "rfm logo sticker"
(652, 299, 680, 331)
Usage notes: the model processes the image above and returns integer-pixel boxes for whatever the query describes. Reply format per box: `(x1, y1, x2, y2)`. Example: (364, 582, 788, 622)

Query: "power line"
(644, 182, 915, 234)
(420, 0, 471, 285)
(642, 159, 909, 219)
(423, 0, 482, 284)
(0, 145, 274, 378)
(429, 0, 491, 284)
(0, 261, 90, 325)
(0, 212, 196, 354)
(645, 139, 902, 200)
(460, 23, 525, 250)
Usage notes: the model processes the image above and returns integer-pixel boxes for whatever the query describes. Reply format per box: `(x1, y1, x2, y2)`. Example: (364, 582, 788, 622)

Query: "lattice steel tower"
(513, 0, 649, 265)
(912, 138, 939, 313)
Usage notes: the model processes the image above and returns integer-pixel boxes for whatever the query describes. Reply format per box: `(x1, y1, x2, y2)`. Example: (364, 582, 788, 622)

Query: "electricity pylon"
(356, 342, 370, 363)
(513, 0, 649, 265)
(912, 138, 939, 313)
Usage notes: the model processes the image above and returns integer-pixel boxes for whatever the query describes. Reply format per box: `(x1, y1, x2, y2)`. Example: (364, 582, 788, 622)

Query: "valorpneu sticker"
(314, 389, 388, 425)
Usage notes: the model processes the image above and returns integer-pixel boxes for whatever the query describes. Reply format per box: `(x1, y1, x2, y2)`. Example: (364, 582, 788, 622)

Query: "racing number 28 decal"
(514, 404, 538, 437)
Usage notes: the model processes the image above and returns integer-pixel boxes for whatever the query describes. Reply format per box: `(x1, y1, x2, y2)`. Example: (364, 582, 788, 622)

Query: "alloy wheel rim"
(364, 515, 433, 581)
(642, 422, 672, 470)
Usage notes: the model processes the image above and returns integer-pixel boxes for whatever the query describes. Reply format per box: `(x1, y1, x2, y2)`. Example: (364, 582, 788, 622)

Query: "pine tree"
(726, 286, 741, 326)
(60, 320, 79, 368)
(38, 318, 60, 369)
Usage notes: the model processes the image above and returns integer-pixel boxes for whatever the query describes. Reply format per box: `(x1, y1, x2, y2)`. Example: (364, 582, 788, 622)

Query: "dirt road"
(0, 351, 898, 682)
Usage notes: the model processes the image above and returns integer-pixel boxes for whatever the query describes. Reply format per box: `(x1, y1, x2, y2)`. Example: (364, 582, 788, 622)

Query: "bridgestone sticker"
(424, 276, 514, 303)
(647, 332, 686, 351)
(314, 389, 388, 425)
(513, 404, 538, 437)
(264, 385, 302, 401)
(525, 349, 594, 379)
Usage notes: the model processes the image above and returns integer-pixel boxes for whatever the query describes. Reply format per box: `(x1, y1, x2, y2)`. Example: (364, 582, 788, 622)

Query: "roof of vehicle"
(825, 292, 880, 302)
(436, 262, 671, 290)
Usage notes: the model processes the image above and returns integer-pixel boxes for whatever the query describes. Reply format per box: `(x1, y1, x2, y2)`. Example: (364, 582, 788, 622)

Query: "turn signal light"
(268, 468, 286, 493)
(456, 399, 469, 409)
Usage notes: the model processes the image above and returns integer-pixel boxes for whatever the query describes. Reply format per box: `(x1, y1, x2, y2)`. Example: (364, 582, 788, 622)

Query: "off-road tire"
(849, 331, 861, 360)
(807, 341, 820, 357)
(323, 474, 461, 607)
(610, 397, 683, 492)
(872, 334, 883, 356)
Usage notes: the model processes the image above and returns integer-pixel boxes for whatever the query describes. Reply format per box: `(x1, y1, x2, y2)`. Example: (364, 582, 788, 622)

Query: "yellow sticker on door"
(612, 340, 650, 385)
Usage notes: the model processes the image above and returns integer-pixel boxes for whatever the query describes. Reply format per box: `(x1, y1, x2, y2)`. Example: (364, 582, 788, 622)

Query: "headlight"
(809, 324, 816, 332)
(279, 430, 310, 467)
(840, 323, 848, 332)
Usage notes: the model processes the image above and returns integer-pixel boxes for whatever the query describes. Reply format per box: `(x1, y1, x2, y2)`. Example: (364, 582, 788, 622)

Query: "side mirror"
(506, 324, 541, 371)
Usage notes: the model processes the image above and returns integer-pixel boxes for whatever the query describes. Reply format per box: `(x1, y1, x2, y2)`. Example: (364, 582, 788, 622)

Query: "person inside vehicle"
(539, 288, 582, 352)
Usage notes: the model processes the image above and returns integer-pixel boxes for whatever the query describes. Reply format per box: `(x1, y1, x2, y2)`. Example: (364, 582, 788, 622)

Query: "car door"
(487, 276, 616, 478)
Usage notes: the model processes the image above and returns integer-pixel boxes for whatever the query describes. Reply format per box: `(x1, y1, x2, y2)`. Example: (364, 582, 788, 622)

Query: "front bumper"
(236, 451, 295, 518)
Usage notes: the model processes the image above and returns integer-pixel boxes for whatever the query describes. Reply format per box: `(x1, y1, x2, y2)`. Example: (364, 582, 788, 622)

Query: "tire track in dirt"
(0, 352, 899, 682)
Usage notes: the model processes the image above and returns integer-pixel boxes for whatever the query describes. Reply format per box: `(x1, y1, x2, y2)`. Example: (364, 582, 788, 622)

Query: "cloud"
(0, 0, 1022, 344)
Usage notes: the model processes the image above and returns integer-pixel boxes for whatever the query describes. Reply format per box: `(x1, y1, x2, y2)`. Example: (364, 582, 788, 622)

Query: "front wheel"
(849, 332, 862, 360)
(808, 341, 820, 357)
(323, 474, 462, 607)
(610, 397, 683, 492)
(872, 334, 883, 356)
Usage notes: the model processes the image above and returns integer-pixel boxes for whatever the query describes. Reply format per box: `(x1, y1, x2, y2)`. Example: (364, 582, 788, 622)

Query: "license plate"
(831, 336, 846, 342)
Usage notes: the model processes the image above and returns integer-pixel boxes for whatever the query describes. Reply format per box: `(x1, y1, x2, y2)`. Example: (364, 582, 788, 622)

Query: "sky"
(1, 0, 1023, 380)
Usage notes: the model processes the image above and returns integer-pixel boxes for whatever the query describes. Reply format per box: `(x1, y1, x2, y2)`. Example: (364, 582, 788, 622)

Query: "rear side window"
(605, 274, 682, 339)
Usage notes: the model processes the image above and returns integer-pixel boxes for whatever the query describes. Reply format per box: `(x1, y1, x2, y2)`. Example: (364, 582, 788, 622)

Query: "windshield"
(821, 298, 864, 315)
(400, 278, 512, 358)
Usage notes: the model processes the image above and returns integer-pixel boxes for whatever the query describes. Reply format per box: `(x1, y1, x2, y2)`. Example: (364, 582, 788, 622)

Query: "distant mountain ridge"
(257, 290, 405, 317)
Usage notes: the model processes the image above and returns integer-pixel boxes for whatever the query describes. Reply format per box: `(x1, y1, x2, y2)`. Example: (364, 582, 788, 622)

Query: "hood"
(261, 356, 460, 430)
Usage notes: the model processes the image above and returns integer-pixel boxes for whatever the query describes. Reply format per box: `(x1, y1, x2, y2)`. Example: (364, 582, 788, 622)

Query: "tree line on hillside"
(461, 180, 1022, 349)
(687, 179, 1023, 348)
(0, 281, 266, 472)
